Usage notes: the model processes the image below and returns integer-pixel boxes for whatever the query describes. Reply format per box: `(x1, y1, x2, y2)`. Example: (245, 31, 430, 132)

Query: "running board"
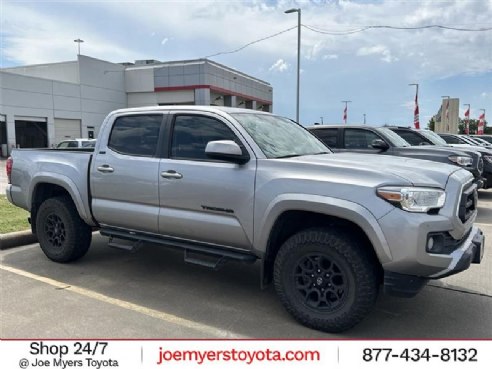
(100, 228, 257, 267)
(184, 250, 228, 270)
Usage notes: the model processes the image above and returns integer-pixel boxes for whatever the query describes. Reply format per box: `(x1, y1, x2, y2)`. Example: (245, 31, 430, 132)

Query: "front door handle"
(97, 165, 114, 173)
(161, 170, 183, 179)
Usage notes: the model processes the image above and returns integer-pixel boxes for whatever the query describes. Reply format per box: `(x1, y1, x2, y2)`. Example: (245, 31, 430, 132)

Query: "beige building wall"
(435, 98, 459, 133)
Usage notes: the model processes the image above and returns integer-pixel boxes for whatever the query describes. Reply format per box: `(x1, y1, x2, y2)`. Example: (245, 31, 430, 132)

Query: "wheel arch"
(30, 176, 92, 233)
(258, 196, 391, 287)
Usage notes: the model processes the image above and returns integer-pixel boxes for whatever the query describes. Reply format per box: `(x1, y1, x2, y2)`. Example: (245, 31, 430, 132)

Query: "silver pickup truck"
(6, 106, 485, 333)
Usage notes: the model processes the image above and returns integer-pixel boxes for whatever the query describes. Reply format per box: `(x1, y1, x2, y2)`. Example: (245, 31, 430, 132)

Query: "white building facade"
(0, 55, 273, 156)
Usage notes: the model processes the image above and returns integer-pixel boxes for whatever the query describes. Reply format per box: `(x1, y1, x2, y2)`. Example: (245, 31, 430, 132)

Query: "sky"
(1, 0, 491, 126)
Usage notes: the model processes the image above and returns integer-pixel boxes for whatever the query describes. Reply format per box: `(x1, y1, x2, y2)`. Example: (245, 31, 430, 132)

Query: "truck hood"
(281, 152, 463, 188)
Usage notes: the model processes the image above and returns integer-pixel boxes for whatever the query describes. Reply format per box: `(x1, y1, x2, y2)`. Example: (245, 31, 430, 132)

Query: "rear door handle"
(97, 165, 114, 173)
(161, 170, 183, 179)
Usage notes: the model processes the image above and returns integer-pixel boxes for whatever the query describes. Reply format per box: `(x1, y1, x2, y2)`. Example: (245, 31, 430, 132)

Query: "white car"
(56, 139, 96, 149)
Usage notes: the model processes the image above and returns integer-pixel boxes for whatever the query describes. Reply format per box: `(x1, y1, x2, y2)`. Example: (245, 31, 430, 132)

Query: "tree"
(427, 117, 435, 131)
(458, 118, 488, 134)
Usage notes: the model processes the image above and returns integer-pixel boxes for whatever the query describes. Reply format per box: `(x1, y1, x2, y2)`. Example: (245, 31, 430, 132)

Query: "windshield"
(418, 130, 448, 145)
(376, 127, 411, 147)
(81, 140, 96, 148)
(231, 113, 331, 158)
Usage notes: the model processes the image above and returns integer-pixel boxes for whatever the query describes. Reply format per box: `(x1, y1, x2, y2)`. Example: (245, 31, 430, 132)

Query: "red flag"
(478, 112, 486, 135)
(413, 92, 420, 129)
(343, 106, 347, 124)
(445, 99, 449, 119)
(464, 107, 470, 134)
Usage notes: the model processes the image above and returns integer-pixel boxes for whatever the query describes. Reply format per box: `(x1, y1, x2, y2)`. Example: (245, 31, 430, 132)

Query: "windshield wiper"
(275, 154, 303, 159)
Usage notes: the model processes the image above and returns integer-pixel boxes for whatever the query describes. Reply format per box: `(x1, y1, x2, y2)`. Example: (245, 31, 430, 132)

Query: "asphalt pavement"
(0, 173, 491, 338)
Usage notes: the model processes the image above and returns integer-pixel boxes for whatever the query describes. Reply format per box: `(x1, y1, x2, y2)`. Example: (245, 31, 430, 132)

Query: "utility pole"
(363, 113, 366, 125)
(320, 116, 324, 125)
(284, 8, 301, 124)
(342, 101, 351, 124)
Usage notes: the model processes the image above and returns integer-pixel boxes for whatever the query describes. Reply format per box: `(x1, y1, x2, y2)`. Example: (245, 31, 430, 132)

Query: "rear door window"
(108, 115, 163, 157)
(311, 128, 338, 148)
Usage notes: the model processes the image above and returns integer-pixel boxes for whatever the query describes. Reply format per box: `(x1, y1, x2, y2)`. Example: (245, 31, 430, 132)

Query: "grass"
(0, 195, 30, 234)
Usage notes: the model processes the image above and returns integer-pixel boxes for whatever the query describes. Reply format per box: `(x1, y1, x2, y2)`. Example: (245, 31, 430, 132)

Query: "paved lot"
(1, 187, 491, 338)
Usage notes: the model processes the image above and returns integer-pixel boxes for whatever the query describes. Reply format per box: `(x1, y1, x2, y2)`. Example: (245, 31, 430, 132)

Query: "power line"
(204, 26, 297, 58)
(203, 23, 491, 59)
(304, 23, 492, 34)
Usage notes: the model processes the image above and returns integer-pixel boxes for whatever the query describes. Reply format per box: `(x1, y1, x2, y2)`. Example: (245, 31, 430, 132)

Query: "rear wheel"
(274, 228, 379, 332)
(36, 196, 92, 262)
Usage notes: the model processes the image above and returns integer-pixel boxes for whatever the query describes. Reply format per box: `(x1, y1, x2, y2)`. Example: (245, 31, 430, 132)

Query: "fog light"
(427, 237, 434, 251)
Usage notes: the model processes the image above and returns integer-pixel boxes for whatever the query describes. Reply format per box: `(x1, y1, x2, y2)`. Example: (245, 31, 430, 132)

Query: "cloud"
(322, 54, 339, 60)
(482, 92, 489, 98)
(161, 38, 168, 46)
(357, 45, 398, 63)
(269, 59, 289, 72)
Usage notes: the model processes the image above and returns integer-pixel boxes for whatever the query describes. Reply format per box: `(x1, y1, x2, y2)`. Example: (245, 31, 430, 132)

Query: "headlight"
(448, 155, 472, 167)
(377, 186, 446, 213)
(483, 155, 492, 164)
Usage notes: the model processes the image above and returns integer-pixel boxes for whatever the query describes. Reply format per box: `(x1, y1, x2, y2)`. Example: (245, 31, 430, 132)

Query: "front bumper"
(429, 226, 484, 278)
(383, 226, 484, 297)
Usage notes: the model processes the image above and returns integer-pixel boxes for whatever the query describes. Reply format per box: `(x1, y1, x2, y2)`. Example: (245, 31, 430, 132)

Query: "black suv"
(308, 125, 483, 187)
(387, 127, 490, 189)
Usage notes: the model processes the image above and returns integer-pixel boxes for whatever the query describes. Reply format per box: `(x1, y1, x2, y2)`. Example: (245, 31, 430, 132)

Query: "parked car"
(468, 136, 492, 146)
(471, 135, 492, 144)
(386, 127, 491, 188)
(6, 106, 484, 333)
(56, 139, 96, 149)
(308, 125, 483, 187)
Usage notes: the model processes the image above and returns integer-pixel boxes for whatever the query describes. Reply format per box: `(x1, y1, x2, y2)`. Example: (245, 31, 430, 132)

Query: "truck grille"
(458, 183, 477, 223)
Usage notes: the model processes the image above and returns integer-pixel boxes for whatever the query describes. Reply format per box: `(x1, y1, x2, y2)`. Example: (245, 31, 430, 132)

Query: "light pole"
(285, 8, 301, 124)
(74, 38, 84, 55)
(342, 100, 351, 124)
(320, 116, 324, 125)
(363, 113, 366, 125)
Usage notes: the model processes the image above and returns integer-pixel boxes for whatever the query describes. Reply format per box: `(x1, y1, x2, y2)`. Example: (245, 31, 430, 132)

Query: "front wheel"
(273, 228, 379, 332)
(36, 196, 92, 262)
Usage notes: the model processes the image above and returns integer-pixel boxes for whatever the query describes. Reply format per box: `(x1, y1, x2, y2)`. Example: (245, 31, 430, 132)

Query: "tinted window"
(57, 142, 69, 148)
(108, 115, 162, 156)
(344, 129, 380, 149)
(392, 129, 427, 146)
(171, 115, 238, 160)
(311, 128, 338, 148)
(440, 135, 462, 144)
(68, 141, 78, 148)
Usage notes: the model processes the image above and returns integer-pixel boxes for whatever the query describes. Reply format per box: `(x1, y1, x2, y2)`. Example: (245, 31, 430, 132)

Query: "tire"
(273, 227, 379, 333)
(36, 196, 92, 263)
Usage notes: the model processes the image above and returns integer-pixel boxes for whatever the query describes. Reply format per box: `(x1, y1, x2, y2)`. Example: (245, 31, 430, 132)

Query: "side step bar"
(100, 227, 257, 269)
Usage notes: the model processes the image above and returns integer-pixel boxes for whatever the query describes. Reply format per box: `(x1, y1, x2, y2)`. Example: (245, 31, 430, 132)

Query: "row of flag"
(341, 91, 486, 133)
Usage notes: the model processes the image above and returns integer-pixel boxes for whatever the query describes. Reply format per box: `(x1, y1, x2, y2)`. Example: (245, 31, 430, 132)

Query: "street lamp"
(74, 38, 84, 55)
(285, 8, 301, 124)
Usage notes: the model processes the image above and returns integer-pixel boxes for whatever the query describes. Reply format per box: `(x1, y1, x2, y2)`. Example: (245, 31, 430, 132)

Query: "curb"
(0, 230, 38, 250)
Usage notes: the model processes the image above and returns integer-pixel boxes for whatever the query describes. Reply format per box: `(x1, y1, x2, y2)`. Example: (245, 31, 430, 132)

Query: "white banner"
(1, 340, 491, 369)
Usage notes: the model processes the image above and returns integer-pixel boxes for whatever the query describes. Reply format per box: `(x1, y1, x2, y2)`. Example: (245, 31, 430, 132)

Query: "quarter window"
(171, 115, 239, 160)
(108, 115, 162, 156)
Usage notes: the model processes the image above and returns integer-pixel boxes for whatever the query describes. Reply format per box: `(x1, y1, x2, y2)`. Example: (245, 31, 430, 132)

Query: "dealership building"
(0, 55, 273, 157)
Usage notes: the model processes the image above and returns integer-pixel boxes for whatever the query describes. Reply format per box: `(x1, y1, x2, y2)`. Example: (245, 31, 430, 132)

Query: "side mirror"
(205, 140, 250, 164)
(371, 139, 389, 151)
